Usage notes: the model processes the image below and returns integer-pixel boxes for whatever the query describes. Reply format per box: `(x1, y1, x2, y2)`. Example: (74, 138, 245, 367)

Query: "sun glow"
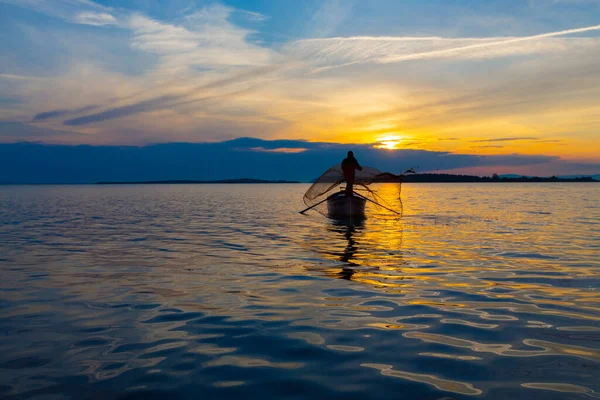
(375, 135, 406, 150)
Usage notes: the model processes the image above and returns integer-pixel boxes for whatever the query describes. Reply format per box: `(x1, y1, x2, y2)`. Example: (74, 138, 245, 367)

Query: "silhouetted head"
(347, 151, 354, 157)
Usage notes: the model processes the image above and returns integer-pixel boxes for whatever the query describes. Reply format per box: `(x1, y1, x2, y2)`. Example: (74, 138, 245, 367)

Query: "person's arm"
(356, 161, 363, 171)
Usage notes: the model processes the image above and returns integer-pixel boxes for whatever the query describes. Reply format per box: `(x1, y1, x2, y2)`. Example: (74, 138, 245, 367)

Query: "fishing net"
(303, 164, 404, 217)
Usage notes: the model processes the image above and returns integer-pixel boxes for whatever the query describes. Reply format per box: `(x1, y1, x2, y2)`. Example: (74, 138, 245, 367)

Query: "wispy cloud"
(32, 109, 71, 121)
(471, 137, 539, 142)
(60, 23, 600, 130)
(62, 64, 281, 125)
(64, 95, 178, 126)
(307, 0, 354, 38)
(128, 4, 273, 72)
(32, 105, 98, 121)
(0, 73, 48, 81)
(532, 0, 600, 5)
(74, 11, 117, 26)
(248, 147, 308, 153)
(289, 24, 600, 71)
(0, 0, 117, 26)
(0, 121, 85, 142)
(238, 10, 269, 22)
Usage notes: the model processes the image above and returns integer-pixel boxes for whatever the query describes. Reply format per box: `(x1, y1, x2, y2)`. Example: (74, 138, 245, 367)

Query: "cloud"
(32, 109, 71, 121)
(471, 137, 539, 142)
(1, 138, 584, 183)
(128, 4, 273, 71)
(54, 22, 600, 131)
(532, 0, 600, 5)
(0, 0, 117, 26)
(0, 96, 24, 106)
(237, 10, 269, 22)
(0, 121, 85, 142)
(1, 0, 599, 169)
(5, 4, 280, 127)
(307, 0, 354, 38)
(337, 50, 600, 138)
(0, 74, 48, 81)
(62, 64, 281, 125)
(32, 105, 98, 121)
(64, 95, 178, 125)
(74, 11, 117, 26)
(248, 147, 308, 153)
(288, 24, 600, 71)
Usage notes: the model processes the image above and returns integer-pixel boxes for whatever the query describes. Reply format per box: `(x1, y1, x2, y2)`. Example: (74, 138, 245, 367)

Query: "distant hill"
(555, 174, 600, 181)
(500, 174, 529, 179)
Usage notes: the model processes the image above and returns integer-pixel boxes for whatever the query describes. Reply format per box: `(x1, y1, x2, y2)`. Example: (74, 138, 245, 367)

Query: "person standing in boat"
(341, 151, 363, 196)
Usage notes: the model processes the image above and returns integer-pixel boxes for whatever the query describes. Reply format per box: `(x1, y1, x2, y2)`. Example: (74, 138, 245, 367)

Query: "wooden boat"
(327, 191, 366, 219)
(301, 164, 404, 217)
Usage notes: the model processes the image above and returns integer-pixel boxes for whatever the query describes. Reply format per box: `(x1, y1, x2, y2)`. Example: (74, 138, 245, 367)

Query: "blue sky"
(1, 0, 599, 177)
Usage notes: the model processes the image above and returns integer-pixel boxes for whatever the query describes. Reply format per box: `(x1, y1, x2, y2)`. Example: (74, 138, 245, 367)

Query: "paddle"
(299, 196, 330, 214)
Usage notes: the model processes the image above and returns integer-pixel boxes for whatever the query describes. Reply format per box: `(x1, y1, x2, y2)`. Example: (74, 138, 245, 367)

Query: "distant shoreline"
(96, 179, 301, 184)
(95, 176, 597, 184)
(96, 174, 597, 185)
(0, 174, 597, 185)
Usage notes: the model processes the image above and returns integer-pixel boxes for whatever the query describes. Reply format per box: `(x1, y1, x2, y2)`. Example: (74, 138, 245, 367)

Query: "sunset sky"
(1, 0, 599, 178)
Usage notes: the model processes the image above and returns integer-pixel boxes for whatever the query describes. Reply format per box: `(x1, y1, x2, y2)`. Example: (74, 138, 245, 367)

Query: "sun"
(375, 135, 406, 150)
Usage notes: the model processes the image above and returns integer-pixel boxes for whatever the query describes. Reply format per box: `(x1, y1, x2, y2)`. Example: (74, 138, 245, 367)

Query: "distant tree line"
(396, 173, 595, 183)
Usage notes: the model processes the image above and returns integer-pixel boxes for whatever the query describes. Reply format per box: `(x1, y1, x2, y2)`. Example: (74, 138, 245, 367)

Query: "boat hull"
(327, 193, 367, 219)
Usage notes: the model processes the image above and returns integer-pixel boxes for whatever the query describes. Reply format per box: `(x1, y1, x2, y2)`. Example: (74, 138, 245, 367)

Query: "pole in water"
(353, 191, 401, 215)
(299, 196, 329, 214)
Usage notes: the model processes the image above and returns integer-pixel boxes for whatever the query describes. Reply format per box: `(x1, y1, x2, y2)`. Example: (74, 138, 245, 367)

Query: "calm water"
(1, 183, 599, 400)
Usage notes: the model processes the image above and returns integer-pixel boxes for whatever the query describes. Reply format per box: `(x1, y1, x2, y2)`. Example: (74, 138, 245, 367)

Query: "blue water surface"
(0, 183, 599, 399)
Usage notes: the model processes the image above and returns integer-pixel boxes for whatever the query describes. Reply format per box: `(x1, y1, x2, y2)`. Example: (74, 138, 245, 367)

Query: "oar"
(353, 192, 401, 215)
(299, 196, 330, 214)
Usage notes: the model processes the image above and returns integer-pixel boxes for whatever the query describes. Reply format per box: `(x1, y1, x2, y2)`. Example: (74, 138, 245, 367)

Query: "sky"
(0, 0, 599, 178)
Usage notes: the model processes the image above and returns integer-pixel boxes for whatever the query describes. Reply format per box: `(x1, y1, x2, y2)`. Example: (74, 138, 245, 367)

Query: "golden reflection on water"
(204, 356, 303, 369)
(521, 382, 600, 397)
(296, 183, 600, 396)
(362, 363, 483, 396)
(304, 183, 600, 326)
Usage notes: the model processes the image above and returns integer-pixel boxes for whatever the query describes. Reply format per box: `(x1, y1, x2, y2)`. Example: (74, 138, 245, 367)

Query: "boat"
(326, 191, 366, 219)
(301, 164, 405, 218)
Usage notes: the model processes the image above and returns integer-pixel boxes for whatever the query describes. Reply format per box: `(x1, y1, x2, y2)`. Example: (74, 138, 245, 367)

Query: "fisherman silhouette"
(341, 151, 363, 196)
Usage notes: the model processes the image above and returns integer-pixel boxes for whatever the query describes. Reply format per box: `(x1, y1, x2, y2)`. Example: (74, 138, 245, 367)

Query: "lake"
(1, 183, 599, 399)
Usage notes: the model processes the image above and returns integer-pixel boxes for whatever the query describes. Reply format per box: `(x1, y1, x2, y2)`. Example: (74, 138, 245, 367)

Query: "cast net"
(303, 164, 404, 217)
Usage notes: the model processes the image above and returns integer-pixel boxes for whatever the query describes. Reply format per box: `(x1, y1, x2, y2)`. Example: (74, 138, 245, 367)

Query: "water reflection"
(310, 208, 410, 291)
(1, 183, 599, 400)
(330, 219, 363, 264)
(326, 219, 364, 280)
